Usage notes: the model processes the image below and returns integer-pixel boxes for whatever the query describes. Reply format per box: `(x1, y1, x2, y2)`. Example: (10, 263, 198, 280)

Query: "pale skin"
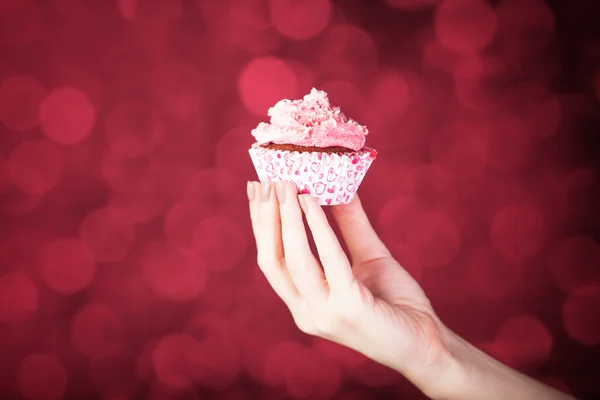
(247, 181, 576, 400)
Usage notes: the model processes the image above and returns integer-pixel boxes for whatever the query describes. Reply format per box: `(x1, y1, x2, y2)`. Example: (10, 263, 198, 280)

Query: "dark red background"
(1, 0, 599, 399)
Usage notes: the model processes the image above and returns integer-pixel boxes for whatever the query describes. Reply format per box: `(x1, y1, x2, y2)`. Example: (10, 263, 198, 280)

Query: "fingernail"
(261, 182, 271, 201)
(247, 181, 255, 201)
(298, 195, 308, 213)
(276, 182, 286, 204)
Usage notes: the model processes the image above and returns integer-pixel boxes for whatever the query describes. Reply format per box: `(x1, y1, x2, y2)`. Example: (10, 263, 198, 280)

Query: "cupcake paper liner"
(248, 144, 377, 205)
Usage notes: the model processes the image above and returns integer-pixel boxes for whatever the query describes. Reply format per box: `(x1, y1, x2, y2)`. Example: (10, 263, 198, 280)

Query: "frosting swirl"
(251, 88, 368, 151)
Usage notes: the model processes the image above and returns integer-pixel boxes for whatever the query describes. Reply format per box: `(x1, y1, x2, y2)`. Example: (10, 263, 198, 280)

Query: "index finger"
(330, 194, 391, 265)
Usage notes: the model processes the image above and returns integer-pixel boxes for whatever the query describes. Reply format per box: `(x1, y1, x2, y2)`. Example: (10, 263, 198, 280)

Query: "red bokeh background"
(1, 0, 599, 398)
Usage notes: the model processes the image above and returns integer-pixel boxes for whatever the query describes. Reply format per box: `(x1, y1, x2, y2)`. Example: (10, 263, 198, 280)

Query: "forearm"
(425, 327, 575, 400)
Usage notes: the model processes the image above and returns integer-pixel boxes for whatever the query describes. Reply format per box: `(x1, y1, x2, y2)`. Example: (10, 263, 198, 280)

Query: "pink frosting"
(251, 88, 368, 151)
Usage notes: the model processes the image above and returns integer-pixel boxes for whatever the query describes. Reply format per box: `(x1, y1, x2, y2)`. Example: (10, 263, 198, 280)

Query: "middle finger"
(276, 182, 328, 306)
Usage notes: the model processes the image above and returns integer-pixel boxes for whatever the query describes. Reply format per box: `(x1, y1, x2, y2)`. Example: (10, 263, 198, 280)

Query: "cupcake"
(248, 88, 377, 205)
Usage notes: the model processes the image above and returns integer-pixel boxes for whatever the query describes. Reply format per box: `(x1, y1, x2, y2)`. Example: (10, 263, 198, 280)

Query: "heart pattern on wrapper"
(248, 145, 377, 206)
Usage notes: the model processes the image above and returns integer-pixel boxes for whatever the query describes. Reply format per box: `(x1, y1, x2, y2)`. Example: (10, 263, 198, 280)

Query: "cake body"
(248, 88, 377, 205)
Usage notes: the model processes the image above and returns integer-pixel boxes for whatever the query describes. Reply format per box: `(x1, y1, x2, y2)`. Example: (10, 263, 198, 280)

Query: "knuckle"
(319, 249, 346, 266)
(313, 314, 344, 337)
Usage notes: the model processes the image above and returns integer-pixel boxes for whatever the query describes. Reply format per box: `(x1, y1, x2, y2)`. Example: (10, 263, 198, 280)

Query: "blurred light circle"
(550, 236, 600, 293)
(105, 101, 164, 158)
(383, 0, 440, 11)
(434, 0, 497, 54)
(191, 215, 247, 271)
(140, 240, 207, 302)
(71, 303, 124, 359)
(0, 0, 43, 47)
(152, 333, 198, 389)
(238, 56, 299, 116)
(18, 354, 68, 400)
(0, 76, 46, 131)
(41, 238, 96, 294)
(494, 315, 553, 369)
(7, 139, 63, 195)
(406, 211, 462, 268)
(269, 0, 331, 41)
(79, 206, 135, 263)
(467, 245, 521, 299)
(562, 286, 600, 346)
(490, 204, 546, 262)
(39, 87, 96, 145)
(0, 272, 38, 325)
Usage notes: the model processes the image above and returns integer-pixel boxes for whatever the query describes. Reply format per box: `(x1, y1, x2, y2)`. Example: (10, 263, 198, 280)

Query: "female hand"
(247, 181, 455, 397)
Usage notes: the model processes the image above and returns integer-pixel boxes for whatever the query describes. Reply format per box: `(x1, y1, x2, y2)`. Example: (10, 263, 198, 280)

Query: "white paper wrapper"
(248, 144, 377, 205)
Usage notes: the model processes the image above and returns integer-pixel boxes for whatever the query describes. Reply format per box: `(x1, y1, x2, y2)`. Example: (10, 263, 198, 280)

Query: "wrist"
(386, 323, 467, 400)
